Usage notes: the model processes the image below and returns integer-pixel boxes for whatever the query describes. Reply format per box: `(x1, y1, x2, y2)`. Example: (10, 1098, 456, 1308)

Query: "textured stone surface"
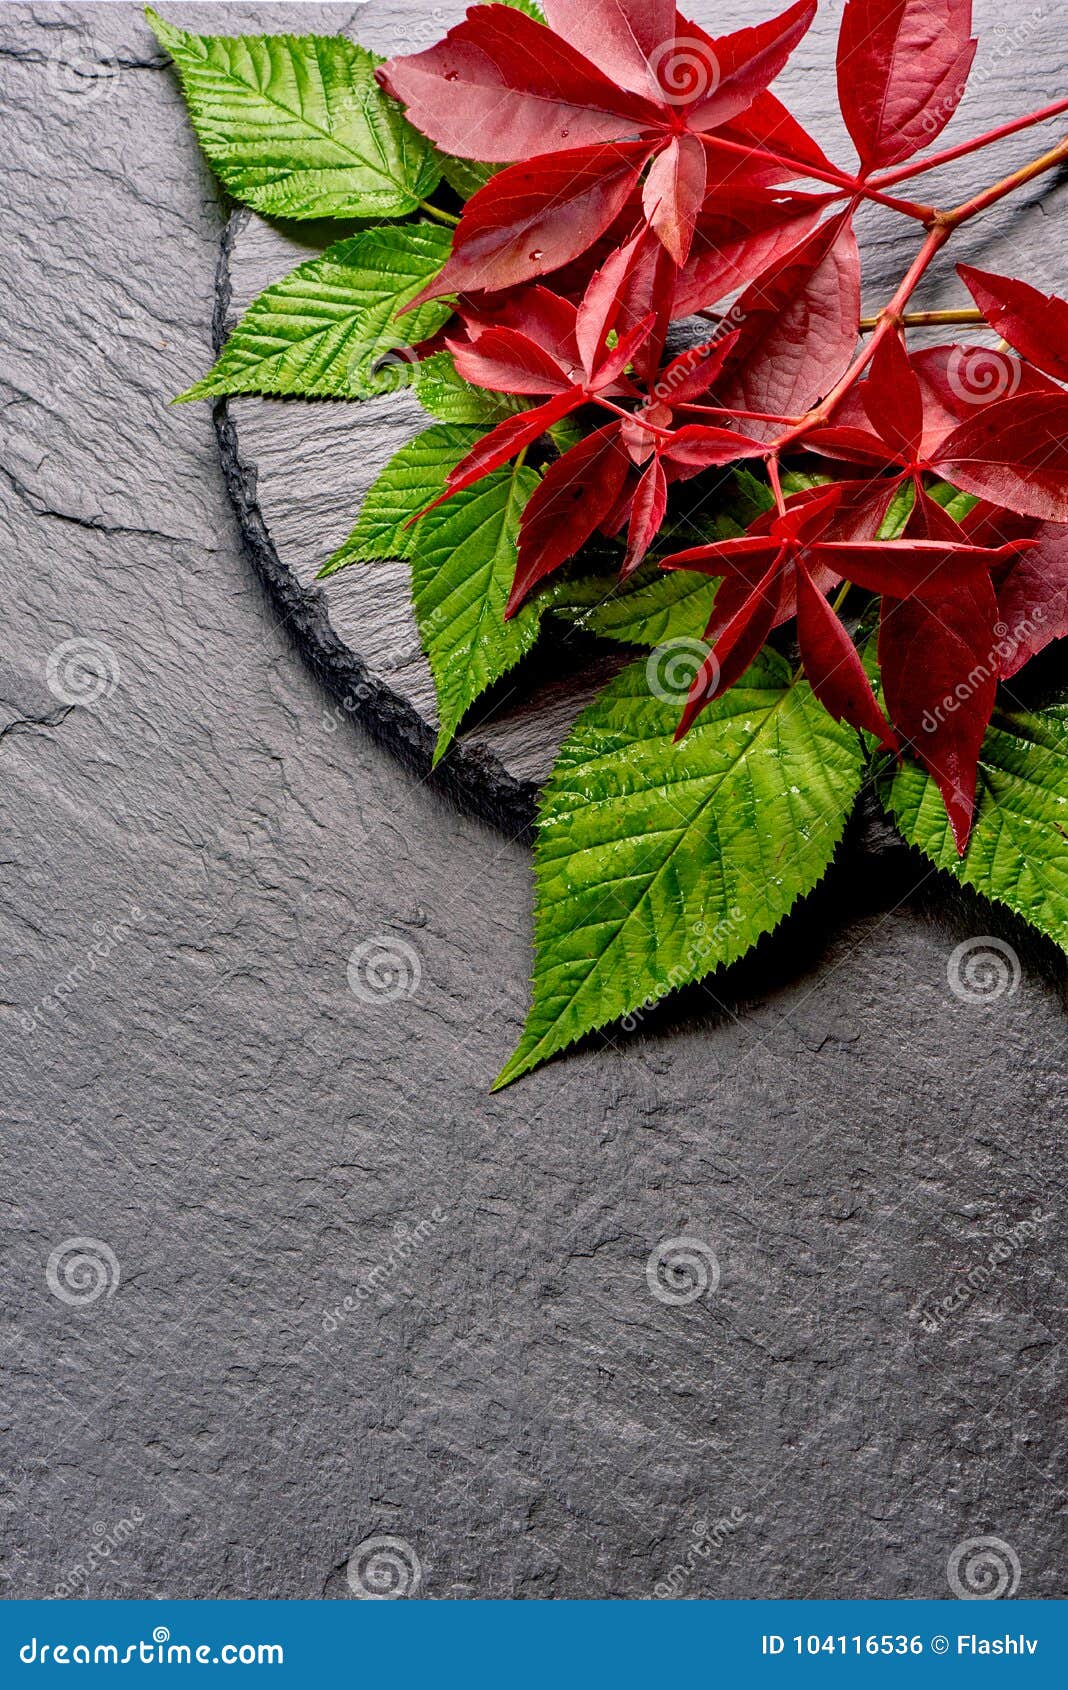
(0, 1, 1065, 1604)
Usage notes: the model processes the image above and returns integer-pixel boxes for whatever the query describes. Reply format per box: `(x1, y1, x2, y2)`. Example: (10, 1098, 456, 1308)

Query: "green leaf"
(496, 653, 865, 1086)
(316, 424, 541, 761)
(553, 568, 714, 648)
(440, 155, 498, 201)
(319, 424, 479, 575)
(181, 224, 454, 400)
(928, 479, 980, 521)
(148, 10, 440, 218)
(878, 480, 915, 538)
(412, 352, 525, 425)
(412, 462, 541, 765)
(883, 702, 1068, 954)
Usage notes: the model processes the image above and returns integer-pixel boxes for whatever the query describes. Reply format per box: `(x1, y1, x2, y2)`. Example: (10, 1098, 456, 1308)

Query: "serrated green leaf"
(181, 224, 454, 400)
(730, 466, 775, 525)
(441, 155, 498, 200)
(148, 10, 440, 218)
(411, 462, 541, 764)
(496, 653, 865, 1086)
(319, 423, 480, 575)
(884, 702, 1068, 954)
(412, 352, 525, 425)
(554, 568, 714, 647)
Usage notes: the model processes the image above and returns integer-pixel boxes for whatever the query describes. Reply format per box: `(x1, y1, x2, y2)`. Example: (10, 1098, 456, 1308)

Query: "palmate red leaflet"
(711, 211, 861, 432)
(383, 0, 826, 295)
(376, 0, 1068, 856)
(958, 264, 1068, 384)
(837, 0, 977, 173)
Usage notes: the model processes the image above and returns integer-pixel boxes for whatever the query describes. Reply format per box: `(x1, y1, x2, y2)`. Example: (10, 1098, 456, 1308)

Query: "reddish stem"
(773, 131, 1068, 452)
(593, 396, 674, 440)
(767, 455, 787, 516)
(938, 133, 1068, 227)
(868, 97, 1068, 190)
(775, 225, 951, 452)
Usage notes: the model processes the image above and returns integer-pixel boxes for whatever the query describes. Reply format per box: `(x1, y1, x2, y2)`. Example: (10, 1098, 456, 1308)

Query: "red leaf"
(431, 393, 580, 509)
(934, 393, 1068, 524)
(656, 424, 767, 473)
(958, 264, 1068, 385)
(860, 334, 924, 463)
(676, 557, 789, 735)
(814, 343, 1057, 461)
(673, 189, 828, 315)
(542, 0, 676, 100)
(642, 134, 707, 263)
(814, 538, 1019, 598)
(623, 458, 669, 576)
(446, 326, 574, 395)
(652, 334, 741, 405)
(879, 576, 999, 852)
(378, 4, 657, 162)
(681, 2, 817, 133)
(795, 564, 897, 748)
(509, 426, 631, 614)
(661, 536, 782, 576)
(575, 229, 649, 377)
(719, 90, 839, 183)
(714, 212, 861, 431)
(962, 506, 1068, 676)
(836, 0, 977, 172)
(408, 143, 651, 304)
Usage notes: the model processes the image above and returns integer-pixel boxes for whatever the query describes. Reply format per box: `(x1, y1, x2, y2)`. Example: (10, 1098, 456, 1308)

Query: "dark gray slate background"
(1, 1, 1065, 1602)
